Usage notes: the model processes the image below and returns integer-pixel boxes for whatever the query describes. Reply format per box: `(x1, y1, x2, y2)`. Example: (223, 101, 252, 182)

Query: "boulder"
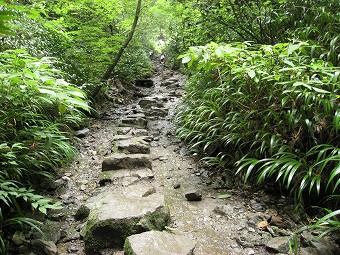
(102, 153, 152, 171)
(124, 230, 195, 255)
(83, 193, 170, 254)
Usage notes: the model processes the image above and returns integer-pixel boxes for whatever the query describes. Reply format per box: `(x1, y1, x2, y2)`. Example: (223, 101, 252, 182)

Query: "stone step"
(121, 113, 148, 128)
(124, 230, 196, 255)
(138, 96, 167, 109)
(144, 107, 168, 118)
(99, 168, 154, 186)
(115, 138, 150, 154)
(102, 153, 152, 171)
(83, 193, 170, 254)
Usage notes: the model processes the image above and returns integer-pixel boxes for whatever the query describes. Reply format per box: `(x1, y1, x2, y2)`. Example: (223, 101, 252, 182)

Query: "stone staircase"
(80, 77, 195, 254)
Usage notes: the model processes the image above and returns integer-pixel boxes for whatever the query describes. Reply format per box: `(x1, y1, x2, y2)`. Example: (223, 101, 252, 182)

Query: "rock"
(84, 193, 170, 254)
(99, 168, 154, 186)
(236, 231, 271, 248)
(185, 190, 202, 201)
(112, 135, 134, 141)
(31, 239, 58, 255)
(124, 230, 195, 255)
(75, 128, 90, 138)
(121, 185, 157, 198)
(75, 204, 91, 221)
(270, 215, 289, 229)
(121, 114, 148, 128)
(12, 231, 25, 246)
(145, 107, 168, 118)
(31, 220, 62, 245)
(138, 97, 165, 109)
(135, 79, 154, 88)
(213, 205, 234, 217)
(250, 201, 266, 212)
(266, 236, 290, 253)
(301, 230, 340, 255)
(173, 183, 181, 189)
(102, 153, 152, 171)
(117, 127, 132, 135)
(131, 129, 149, 136)
(116, 139, 150, 154)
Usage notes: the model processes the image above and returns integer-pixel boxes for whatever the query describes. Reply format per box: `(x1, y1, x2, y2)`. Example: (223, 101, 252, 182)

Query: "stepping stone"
(83, 193, 170, 254)
(130, 129, 149, 136)
(138, 97, 165, 109)
(116, 139, 150, 154)
(145, 107, 168, 118)
(121, 114, 148, 128)
(102, 153, 152, 171)
(124, 230, 196, 255)
(99, 168, 154, 186)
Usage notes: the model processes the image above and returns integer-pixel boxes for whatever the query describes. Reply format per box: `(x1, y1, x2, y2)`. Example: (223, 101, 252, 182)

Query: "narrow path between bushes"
(27, 66, 337, 255)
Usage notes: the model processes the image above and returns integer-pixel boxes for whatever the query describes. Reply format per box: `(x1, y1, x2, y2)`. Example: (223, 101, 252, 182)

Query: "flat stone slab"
(102, 153, 152, 171)
(116, 139, 150, 154)
(124, 230, 196, 255)
(99, 169, 154, 186)
(84, 193, 170, 254)
(121, 114, 147, 128)
(138, 97, 165, 109)
(145, 107, 168, 118)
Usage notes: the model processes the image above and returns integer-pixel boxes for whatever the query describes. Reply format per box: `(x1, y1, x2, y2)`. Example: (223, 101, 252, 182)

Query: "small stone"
(74, 204, 90, 221)
(185, 190, 202, 201)
(266, 236, 290, 253)
(250, 202, 266, 212)
(31, 239, 58, 255)
(75, 128, 90, 138)
(173, 183, 181, 189)
(12, 231, 25, 246)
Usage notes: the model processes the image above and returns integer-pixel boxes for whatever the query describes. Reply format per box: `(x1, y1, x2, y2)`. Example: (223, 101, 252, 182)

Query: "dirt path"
(28, 67, 337, 255)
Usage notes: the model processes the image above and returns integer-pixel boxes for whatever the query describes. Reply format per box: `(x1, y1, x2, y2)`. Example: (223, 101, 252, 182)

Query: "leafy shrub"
(176, 42, 340, 209)
(0, 49, 89, 253)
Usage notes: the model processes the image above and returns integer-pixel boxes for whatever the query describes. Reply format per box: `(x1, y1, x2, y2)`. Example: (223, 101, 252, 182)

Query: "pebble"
(173, 183, 180, 189)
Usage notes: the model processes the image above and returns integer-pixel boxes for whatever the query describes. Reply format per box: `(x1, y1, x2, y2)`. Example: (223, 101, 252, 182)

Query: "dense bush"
(176, 42, 340, 209)
(0, 49, 89, 253)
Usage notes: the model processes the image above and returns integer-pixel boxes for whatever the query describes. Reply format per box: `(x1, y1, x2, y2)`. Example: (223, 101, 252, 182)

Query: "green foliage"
(0, 49, 89, 253)
(176, 42, 340, 209)
(169, 0, 340, 67)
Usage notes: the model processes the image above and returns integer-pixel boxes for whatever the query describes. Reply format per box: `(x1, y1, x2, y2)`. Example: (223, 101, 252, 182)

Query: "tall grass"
(176, 41, 340, 214)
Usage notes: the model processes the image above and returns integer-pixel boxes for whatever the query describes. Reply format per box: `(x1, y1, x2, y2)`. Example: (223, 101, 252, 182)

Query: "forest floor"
(21, 65, 338, 255)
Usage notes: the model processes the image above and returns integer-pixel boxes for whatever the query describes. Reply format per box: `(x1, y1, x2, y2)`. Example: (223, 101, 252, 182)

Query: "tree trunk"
(91, 0, 142, 98)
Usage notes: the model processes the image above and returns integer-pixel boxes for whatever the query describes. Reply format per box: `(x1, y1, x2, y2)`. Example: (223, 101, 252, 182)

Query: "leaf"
(182, 55, 192, 64)
(217, 194, 232, 199)
(247, 70, 256, 79)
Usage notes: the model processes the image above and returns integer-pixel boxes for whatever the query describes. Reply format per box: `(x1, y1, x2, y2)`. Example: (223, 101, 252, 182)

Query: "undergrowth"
(0, 49, 89, 254)
(176, 41, 340, 236)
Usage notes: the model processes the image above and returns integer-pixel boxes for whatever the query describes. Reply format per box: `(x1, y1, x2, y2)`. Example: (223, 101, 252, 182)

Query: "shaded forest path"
(43, 66, 336, 255)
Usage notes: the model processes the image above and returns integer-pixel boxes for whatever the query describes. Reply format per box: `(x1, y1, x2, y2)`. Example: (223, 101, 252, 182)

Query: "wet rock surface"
(9, 67, 340, 254)
(124, 230, 196, 255)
